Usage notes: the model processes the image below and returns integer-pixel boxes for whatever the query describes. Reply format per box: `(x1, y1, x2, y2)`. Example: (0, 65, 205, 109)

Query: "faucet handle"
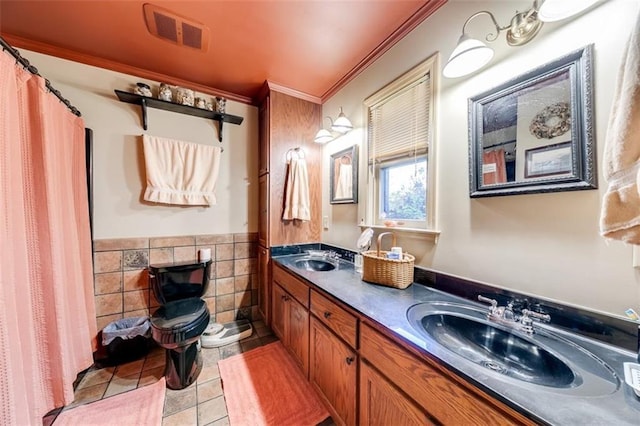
(521, 309, 551, 323)
(478, 295, 497, 306)
(478, 295, 498, 312)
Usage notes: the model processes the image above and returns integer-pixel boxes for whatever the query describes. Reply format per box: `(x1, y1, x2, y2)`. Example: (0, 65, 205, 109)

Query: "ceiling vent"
(143, 3, 210, 51)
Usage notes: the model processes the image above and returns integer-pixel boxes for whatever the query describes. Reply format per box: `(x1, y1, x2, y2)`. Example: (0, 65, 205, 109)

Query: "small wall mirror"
(468, 44, 596, 197)
(330, 145, 358, 204)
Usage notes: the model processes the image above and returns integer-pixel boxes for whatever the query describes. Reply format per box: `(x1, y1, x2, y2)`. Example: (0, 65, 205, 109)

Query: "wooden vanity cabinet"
(271, 264, 310, 377)
(309, 290, 358, 426)
(360, 361, 436, 426)
(359, 322, 535, 426)
(256, 84, 321, 326)
(257, 245, 270, 325)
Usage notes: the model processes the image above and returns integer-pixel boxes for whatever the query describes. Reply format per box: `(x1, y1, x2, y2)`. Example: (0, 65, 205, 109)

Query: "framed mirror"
(330, 145, 358, 204)
(468, 44, 596, 197)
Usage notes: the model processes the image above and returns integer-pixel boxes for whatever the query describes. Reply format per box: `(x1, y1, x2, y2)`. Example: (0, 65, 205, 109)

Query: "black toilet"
(148, 260, 212, 390)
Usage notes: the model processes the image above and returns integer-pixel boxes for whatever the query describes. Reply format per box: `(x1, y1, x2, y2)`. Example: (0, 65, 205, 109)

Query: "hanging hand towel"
(282, 157, 311, 221)
(143, 135, 221, 206)
(600, 10, 640, 243)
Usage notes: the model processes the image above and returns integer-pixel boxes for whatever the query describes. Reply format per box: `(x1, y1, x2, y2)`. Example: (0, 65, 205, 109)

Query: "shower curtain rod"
(0, 36, 82, 117)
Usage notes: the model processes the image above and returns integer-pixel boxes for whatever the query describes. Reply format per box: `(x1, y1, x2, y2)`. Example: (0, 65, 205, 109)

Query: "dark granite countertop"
(273, 253, 640, 425)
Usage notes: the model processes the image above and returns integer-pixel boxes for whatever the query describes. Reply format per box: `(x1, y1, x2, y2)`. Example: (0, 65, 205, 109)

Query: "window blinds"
(367, 73, 431, 164)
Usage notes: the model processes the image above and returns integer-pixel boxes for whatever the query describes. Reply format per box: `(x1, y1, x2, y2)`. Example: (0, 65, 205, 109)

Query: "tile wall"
(92, 233, 259, 334)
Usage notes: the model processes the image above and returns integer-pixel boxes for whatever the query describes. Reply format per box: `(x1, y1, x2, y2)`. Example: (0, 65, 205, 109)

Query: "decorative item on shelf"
(362, 232, 414, 289)
(205, 100, 214, 111)
(158, 83, 173, 102)
(176, 87, 195, 106)
(195, 97, 206, 109)
(215, 97, 226, 114)
(133, 82, 152, 97)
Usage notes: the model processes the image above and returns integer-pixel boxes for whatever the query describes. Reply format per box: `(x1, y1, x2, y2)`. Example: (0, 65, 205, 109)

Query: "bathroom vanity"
(270, 250, 640, 425)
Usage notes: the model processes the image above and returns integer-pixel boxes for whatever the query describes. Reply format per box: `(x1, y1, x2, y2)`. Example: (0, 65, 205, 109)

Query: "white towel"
(142, 135, 221, 206)
(282, 157, 311, 221)
(600, 10, 640, 243)
(335, 163, 353, 199)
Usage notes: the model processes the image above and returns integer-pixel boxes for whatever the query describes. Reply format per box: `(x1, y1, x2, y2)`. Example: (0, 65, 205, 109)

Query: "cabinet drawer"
(360, 323, 532, 426)
(311, 290, 357, 348)
(272, 263, 309, 308)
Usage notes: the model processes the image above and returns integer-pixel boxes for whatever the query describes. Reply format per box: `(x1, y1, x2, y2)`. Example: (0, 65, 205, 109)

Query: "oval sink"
(422, 313, 574, 387)
(407, 301, 619, 396)
(294, 257, 336, 272)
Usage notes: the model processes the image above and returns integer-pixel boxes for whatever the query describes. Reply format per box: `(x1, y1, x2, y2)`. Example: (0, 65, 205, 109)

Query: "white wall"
(322, 0, 640, 317)
(22, 51, 258, 240)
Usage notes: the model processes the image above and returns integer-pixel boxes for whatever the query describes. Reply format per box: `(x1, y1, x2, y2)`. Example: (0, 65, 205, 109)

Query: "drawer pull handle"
(345, 356, 354, 365)
(323, 311, 332, 319)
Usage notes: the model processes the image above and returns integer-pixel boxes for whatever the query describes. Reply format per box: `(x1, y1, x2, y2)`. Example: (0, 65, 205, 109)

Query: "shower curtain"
(482, 148, 507, 185)
(0, 50, 97, 424)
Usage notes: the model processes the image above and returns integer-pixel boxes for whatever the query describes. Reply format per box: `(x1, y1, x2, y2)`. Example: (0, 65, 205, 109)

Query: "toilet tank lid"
(148, 259, 212, 273)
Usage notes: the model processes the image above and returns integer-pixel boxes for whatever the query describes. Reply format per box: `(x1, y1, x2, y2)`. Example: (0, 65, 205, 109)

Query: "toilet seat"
(150, 297, 209, 347)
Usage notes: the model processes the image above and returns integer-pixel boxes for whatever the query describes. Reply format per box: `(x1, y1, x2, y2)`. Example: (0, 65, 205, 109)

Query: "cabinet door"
(258, 174, 269, 248)
(309, 317, 357, 426)
(288, 298, 309, 378)
(257, 245, 270, 325)
(360, 361, 435, 426)
(271, 283, 287, 343)
(258, 96, 270, 176)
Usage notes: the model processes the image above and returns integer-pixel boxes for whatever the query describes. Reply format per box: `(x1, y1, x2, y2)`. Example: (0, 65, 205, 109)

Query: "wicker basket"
(362, 232, 414, 289)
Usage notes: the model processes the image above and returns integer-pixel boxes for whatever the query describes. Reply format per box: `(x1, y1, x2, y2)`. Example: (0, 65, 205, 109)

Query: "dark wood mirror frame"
(468, 44, 596, 198)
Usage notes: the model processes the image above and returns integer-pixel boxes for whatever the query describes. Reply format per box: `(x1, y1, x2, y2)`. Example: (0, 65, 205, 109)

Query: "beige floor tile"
(197, 395, 227, 425)
(103, 373, 140, 398)
(197, 378, 223, 404)
(206, 416, 230, 426)
(201, 347, 221, 364)
(65, 382, 108, 408)
(114, 359, 145, 377)
(143, 353, 166, 370)
(138, 366, 165, 386)
(77, 367, 115, 389)
(254, 325, 273, 338)
(241, 338, 262, 353)
(164, 385, 197, 417)
(219, 343, 242, 359)
(162, 406, 197, 426)
(197, 363, 221, 384)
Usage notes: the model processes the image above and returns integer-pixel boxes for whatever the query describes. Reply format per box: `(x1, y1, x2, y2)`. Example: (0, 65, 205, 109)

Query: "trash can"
(101, 316, 152, 365)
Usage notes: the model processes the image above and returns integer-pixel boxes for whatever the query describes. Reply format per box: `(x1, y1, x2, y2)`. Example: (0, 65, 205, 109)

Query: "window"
(363, 54, 438, 232)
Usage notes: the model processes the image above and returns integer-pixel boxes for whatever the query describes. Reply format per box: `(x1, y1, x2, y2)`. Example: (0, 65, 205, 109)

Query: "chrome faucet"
(478, 295, 550, 334)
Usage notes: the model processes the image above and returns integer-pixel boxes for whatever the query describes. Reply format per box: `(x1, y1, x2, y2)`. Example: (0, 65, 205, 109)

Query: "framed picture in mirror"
(468, 44, 596, 197)
(330, 145, 358, 204)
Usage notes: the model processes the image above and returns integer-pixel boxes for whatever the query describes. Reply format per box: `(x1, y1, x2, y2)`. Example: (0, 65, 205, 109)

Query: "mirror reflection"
(469, 45, 596, 197)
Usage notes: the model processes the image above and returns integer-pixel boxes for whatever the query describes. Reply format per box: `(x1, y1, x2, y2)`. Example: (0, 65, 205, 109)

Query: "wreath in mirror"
(529, 102, 571, 139)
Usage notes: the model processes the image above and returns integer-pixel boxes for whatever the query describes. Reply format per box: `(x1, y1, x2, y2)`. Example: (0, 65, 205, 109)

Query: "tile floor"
(43, 321, 278, 426)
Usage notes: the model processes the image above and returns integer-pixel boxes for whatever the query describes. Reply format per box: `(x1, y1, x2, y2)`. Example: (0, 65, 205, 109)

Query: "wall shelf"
(114, 90, 244, 143)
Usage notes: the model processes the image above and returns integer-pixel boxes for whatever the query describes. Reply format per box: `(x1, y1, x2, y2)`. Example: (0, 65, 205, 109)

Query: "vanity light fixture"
(314, 107, 353, 143)
(442, 0, 601, 79)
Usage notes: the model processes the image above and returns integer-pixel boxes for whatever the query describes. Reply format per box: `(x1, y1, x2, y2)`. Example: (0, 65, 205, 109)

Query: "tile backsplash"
(92, 233, 258, 336)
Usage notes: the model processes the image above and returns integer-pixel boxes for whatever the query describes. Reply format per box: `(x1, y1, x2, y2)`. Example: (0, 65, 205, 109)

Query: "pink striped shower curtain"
(0, 50, 97, 424)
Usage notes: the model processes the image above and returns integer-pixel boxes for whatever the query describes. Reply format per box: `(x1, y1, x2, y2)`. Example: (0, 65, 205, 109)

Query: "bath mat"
(53, 377, 166, 425)
(218, 341, 330, 426)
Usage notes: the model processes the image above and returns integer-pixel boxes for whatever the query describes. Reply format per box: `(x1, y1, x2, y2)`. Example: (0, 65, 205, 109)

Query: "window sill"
(358, 224, 440, 243)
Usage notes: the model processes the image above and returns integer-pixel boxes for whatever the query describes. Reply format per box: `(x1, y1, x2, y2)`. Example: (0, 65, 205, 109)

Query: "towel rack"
(286, 147, 305, 163)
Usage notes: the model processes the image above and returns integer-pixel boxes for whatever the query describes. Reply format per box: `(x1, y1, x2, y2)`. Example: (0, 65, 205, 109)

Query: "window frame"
(362, 53, 440, 236)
